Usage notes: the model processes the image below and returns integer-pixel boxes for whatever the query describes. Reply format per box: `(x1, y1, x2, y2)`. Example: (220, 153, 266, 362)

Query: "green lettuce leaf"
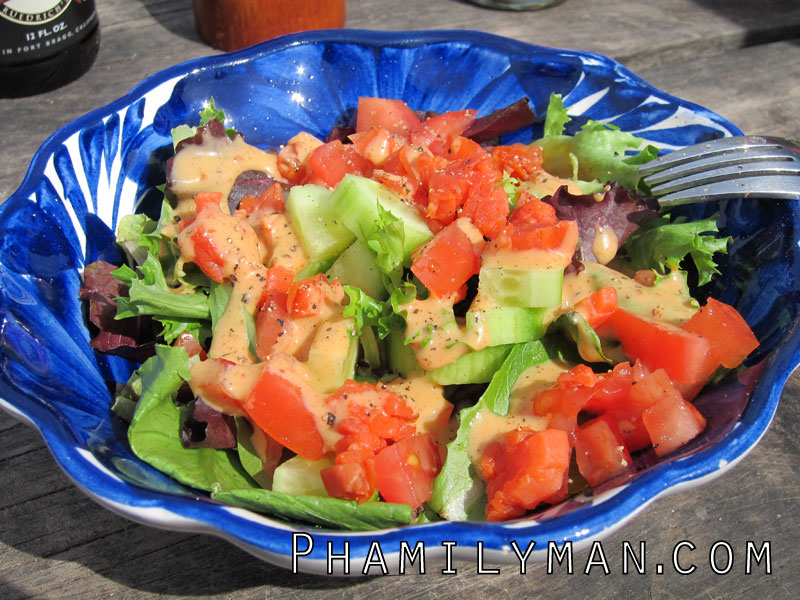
(535, 93, 660, 192)
(211, 488, 413, 531)
(171, 97, 238, 148)
(127, 345, 259, 493)
(621, 215, 731, 286)
(366, 202, 406, 293)
(342, 285, 384, 338)
(429, 337, 568, 521)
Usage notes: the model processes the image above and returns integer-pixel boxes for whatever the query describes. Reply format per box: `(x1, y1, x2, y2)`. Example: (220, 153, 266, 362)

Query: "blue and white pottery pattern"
(0, 30, 797, 575)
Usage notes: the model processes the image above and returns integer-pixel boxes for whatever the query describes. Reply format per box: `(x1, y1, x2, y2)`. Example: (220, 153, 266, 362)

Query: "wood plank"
(0, 0, 799, 598)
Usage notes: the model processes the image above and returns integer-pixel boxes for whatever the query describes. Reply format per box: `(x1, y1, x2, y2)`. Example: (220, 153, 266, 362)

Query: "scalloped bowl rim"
(1, 29, 798, 575)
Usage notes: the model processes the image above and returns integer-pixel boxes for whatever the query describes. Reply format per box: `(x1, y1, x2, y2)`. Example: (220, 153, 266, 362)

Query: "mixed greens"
(81, 94, 754, 530)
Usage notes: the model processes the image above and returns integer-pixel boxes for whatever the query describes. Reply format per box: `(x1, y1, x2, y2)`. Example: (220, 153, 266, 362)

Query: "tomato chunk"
(410, 221, 482, 297)
(682, 297, 759, 369)
(238, 184, 285, 214)
(244, 370, 325, 460)
(480, 428, 571, 521)
(373, 434, 442, 509)
(575, 416, 633, 487)
(320, 462, 376, 504)
(305, 140, 374, 189)
(575, 286, 618, 330)
(356, 97, 422, 140)
(642, 394, 707, 457)
(613, 309, 714, 386)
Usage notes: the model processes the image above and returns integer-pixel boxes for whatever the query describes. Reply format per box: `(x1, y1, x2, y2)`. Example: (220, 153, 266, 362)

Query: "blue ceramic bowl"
(0, 30, 797, 574)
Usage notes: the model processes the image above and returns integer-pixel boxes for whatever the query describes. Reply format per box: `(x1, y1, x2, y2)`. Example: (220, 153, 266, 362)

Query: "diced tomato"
(604, 368, 679, 452)
(255, 294, 289, 359)
(410, 222, 482, 297)
(173, 332, 207, 360)
(447, 135, 485, 162)
(613, 309, 715, 386)
(193, 191, 223, 213)
(532, 364, 597, 442)
(320, 461, 376, 504)
(261, 265, 294, 300)
(191, 224, 226, 283)
(574, 416, 633, 487)
(412, 110, 477, 155)
(575, 286, 618, 330)
(491, 143, 543, 180)
(373, 433, 442, 508)
(350, 127, 402, 167)
(244, 369, 325, 460)
(327, 380, 418, 446)
(642, 393, 707, 457)
(285, 273, 335, 318)
(509, 192, 557, 228)
(426, 170, 470, 222)
(238, 184, 285, 214)
(460, 175, 510, 239)
(581, 360, 640, 413)
(422, 110, 477, 139)
(682, 297, 759, 369)
(480, 428, 571, 521)
(304, 140, 374, 189)
(507, 219, 579, 253)
(356, 97, 422, 140)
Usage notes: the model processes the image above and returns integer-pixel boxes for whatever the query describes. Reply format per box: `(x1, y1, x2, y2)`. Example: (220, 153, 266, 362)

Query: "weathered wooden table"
(1, 1, 799, 598)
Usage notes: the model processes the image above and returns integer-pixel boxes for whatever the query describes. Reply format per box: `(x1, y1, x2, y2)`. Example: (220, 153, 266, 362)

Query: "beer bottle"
(0, 0, 100, 98)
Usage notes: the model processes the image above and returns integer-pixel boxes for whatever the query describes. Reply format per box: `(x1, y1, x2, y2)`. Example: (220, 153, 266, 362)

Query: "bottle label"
(0, 0, 97, 65)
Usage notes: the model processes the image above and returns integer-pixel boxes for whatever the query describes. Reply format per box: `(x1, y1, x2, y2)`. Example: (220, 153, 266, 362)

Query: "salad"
(80, 94, 759, 529)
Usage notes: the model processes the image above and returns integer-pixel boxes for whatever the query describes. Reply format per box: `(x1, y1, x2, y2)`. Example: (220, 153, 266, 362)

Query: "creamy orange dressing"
(178, 207, 266, 364)
(549, 261, 697, 326)
(384, 377, 453, 447)
(400, 294, 488, 371)
(169, 128, 284, 220)
(260, 212, 309, 272)
(188, 359, 266, 416)
(519, 171, 585, 198)
(592, 224, 619, 265)
(466, 359, 569, 465)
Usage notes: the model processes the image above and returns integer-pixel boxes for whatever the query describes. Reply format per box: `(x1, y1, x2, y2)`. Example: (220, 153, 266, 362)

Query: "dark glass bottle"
(0, 0, 100, 98)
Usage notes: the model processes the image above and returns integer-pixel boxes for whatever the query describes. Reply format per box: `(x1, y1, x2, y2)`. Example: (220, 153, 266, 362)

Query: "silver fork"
(638, 135, 800, 207)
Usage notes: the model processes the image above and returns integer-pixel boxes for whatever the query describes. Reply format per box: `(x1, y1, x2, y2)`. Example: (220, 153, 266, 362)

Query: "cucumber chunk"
(272, 455, 334, 497)
(479, 265, 563, 308)
(427, 344, 515, 385)
(386, 327, 424, 378)
(286, 184, 355, 262)
(306, 318, 358, 393)
(466, 304, 547, 347)
(326, 238, 386, 300)
(331, 174, 432, 263)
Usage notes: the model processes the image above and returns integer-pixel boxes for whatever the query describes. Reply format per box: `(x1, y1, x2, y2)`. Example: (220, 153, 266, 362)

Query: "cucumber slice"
(466, 305, 547, 347)
(306, 318, 358, 393)
(286, 184, 355, 262)
(479, 265, 563, 308)
(326, 238, 386, 300)
(272, 455, 334, 497)
(295, 255, 337, 281)
(331, 174, 432, 263)
(386, 328, 424, 378)
(428, 344, 515, 385)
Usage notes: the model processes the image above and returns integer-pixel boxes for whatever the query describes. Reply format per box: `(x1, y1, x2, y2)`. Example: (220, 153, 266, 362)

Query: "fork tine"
(648, 160, 800, 195)
(638, 135, 792, 177)
(642, 148, 798, 186)
(656, 175, 800, 207)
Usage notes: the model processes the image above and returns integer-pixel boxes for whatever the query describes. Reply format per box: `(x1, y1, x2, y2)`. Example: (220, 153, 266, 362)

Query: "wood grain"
(1, 0, 799, 598)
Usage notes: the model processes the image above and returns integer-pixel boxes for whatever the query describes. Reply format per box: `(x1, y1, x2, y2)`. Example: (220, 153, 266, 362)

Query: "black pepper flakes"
(326, 412, 336, 426)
